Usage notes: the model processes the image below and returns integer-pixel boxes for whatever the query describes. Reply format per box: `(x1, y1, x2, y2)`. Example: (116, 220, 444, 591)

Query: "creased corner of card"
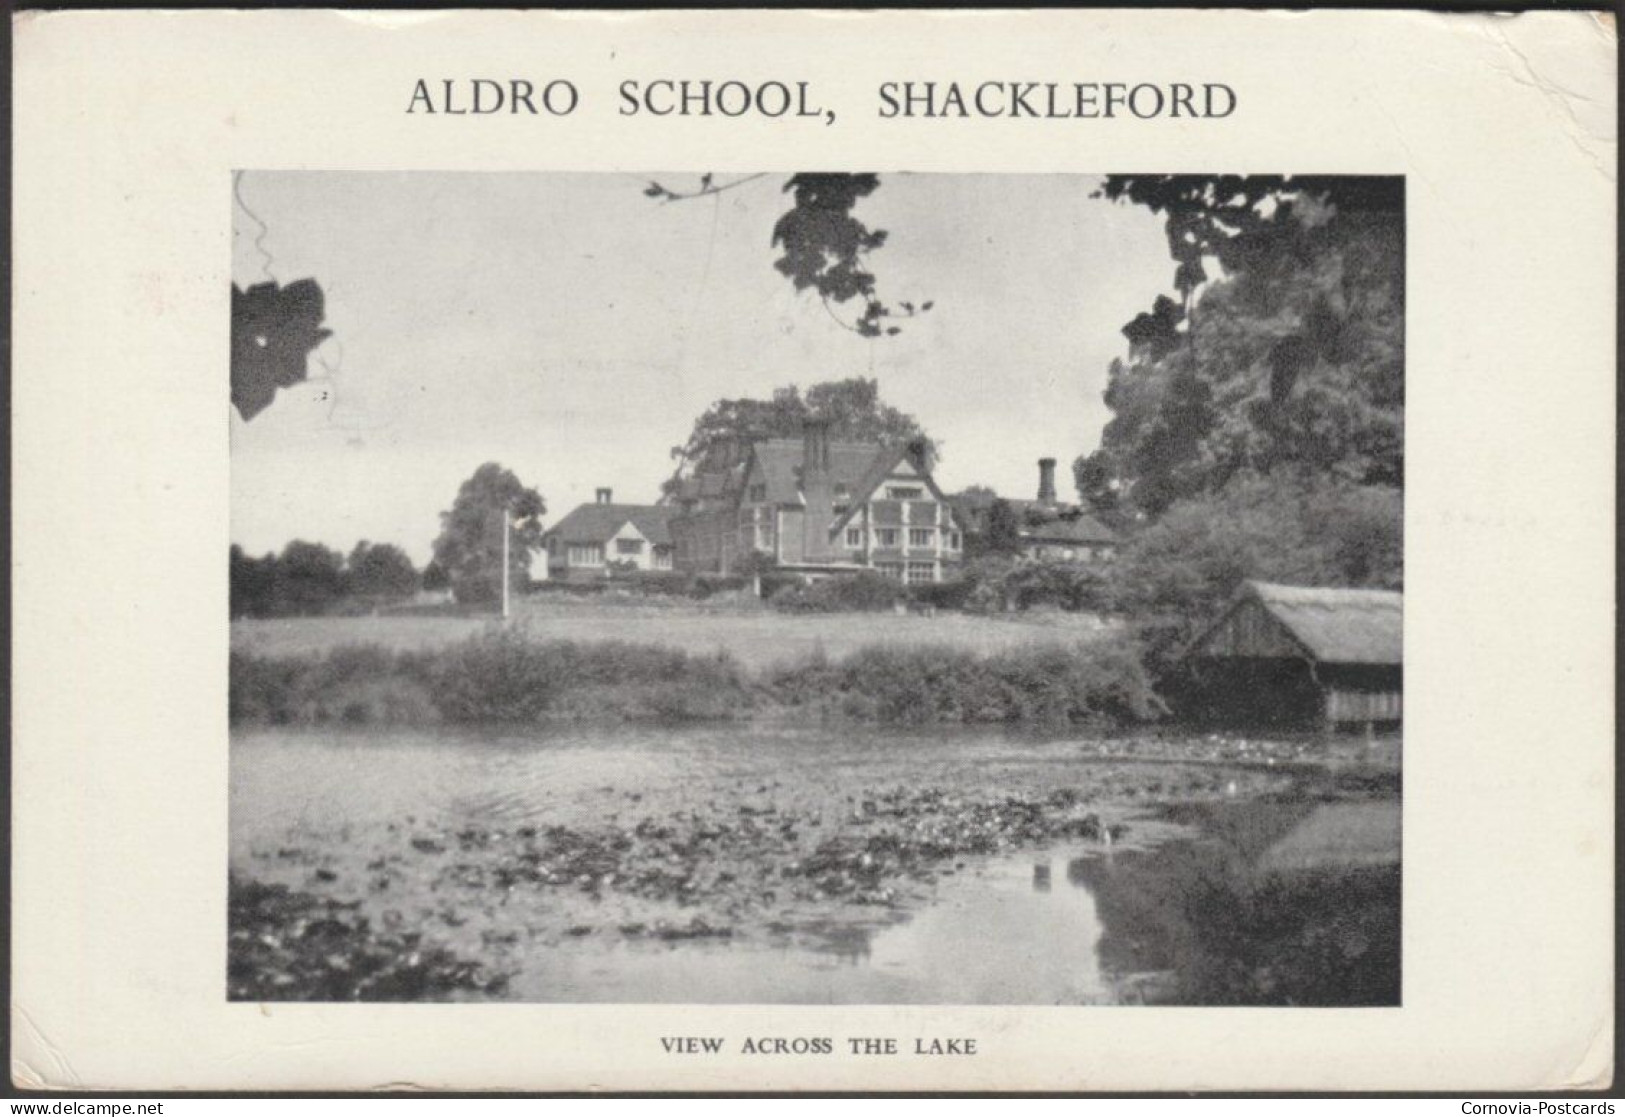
(11, 1003, 84, 1092)
(1553, 1014, 1616, 1092)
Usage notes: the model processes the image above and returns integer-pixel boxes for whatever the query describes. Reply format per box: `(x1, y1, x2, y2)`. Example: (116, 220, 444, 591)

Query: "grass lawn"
(231, 596, 1119, 665)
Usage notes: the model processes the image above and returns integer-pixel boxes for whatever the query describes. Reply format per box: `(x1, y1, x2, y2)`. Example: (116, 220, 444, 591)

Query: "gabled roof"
(747, 439, 888, 504)
(1234, 581, 1403, 665)
(545, 503, 674, 546)
(829, 446, 954, 533)
(1022, 515, 1118, 546)
(676, 437, 953, 535)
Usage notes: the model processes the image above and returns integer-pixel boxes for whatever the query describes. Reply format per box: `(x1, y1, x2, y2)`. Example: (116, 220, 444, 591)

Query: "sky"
(231, 172, 1175, 565)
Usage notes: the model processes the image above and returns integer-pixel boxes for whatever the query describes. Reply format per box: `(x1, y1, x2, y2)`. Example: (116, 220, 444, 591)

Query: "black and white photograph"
(227, 170, 1405, 1006)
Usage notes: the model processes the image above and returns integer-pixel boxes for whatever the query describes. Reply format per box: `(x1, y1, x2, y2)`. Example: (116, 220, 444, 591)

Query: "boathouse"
(1181, 581, 1402, 730)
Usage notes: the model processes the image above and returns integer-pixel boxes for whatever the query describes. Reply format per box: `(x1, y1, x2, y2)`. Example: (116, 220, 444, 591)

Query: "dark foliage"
(271, 540, 347, 617)
(1080, 175, 1404, 516)
(230, 540, 421, 618)
(772, 571, 904, 614)
(999, 561, 1114, 613)
(1111, 474, 1403, 622)
(347, 541, 419, 601)
(230, 279, 332, 421)
(766, 637, 1162, 727)
(421, 560, 451, 592)
(983, 499, 1024, 555)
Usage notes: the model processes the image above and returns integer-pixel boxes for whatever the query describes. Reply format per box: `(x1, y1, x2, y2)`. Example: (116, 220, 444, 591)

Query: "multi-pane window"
(887, 486, 923, 500)
(947, 530, 961, 550)
(905, 562, 936, 585)
(748, 483, 767, 502)
(874, 528, 899, 547)
(875, 562, 904, 582)
(908, 528, 934, 547)
(567, 544, 604, 566)
(845, 527, 863, 547)
(617, 539, 644, 555)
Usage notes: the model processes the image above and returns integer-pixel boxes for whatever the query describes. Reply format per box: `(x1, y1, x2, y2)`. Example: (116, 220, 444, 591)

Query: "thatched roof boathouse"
(1181, 581, 1402, 730)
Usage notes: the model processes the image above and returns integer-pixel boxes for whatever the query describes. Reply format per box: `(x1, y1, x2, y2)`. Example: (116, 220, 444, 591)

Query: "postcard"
(10, 7, 1616, 1093)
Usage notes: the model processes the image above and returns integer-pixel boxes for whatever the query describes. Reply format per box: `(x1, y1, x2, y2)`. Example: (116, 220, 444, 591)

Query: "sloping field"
(231, 598, 1117, 665)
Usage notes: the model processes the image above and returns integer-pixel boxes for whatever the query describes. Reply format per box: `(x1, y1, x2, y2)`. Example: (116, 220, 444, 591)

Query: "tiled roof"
(1022, 515, 1118, 545)
(545, 503, 674, 546)
(748, 439, 891, 504)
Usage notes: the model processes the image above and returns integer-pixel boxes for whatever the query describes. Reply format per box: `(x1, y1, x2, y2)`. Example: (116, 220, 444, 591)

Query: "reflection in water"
(1069, 799, 1401, 1005)
(232, 725, 1399, 1005)
(857, 846, 1110, 1005)
(1032, 862, 1051, 892)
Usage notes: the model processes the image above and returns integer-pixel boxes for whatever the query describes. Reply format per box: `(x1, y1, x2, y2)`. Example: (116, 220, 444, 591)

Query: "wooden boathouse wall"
(1182, 583, 1403, 731)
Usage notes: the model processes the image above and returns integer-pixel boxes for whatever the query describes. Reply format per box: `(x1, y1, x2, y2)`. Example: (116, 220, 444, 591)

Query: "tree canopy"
(1076, 175, 1404, 517)
(230, 539, 423, 618)
(431, 463, 547, 606)
(667, 377, 935, 493)
(347, 541, 419, 600)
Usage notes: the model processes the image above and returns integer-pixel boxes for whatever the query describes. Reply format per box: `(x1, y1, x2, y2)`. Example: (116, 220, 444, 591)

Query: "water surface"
(231, 723, 1399, 1004)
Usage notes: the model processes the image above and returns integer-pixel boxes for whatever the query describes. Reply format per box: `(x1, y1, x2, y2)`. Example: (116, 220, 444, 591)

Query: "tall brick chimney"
(801, 419, 833, 563)
(595, 487, 613, 505)
(1037, 458, 1057, 504)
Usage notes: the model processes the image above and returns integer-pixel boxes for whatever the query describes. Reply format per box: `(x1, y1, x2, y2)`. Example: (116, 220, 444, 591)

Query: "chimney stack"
(595, 487, 613, 505)
(801, 419, 834, 562)
(1037, 458, 1057, 504)
(905, 437, 931, 472)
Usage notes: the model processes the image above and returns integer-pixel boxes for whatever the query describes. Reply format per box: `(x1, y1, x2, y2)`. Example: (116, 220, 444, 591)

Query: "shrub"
(623, 571, 697, 597)
(1000, 561, 1114, 613)
(229, 650, 314, 724)
(758, 571, 805, 600)
(693, 574, 749, 598)
(773, 571, 904, 614)
(426, 628, 562, 722)
(766, 635, 1162, 727)
(907, 579, 975, 611)
(425, 631, 751, 724)
(230, 630, 1160, 730)
(1110, 474, 1402, 622)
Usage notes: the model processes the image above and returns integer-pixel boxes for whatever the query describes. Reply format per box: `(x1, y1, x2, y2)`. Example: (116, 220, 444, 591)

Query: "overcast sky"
(231, 172, 1175, 565)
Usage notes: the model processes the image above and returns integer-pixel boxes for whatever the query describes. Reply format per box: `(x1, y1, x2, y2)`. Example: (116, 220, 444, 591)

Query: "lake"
(230, 723, 1400, 1005)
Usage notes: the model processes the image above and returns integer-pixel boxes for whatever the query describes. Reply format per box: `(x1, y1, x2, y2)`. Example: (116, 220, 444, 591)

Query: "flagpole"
(501, 506, 511, 620)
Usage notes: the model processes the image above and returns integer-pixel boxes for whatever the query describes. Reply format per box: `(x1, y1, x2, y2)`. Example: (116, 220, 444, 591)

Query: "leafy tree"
(421, 560, 451, 593)
(1077, 176, 1404, 516)
(272, 540, 347, 616)
(667, 377, 935, 493)
(431, 463, 546, 606)
(984, 499, 1024, 555)
(229, 545, 278, 618)
(346, 541, 419, 601)
(1110, 475, 1402, 623)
